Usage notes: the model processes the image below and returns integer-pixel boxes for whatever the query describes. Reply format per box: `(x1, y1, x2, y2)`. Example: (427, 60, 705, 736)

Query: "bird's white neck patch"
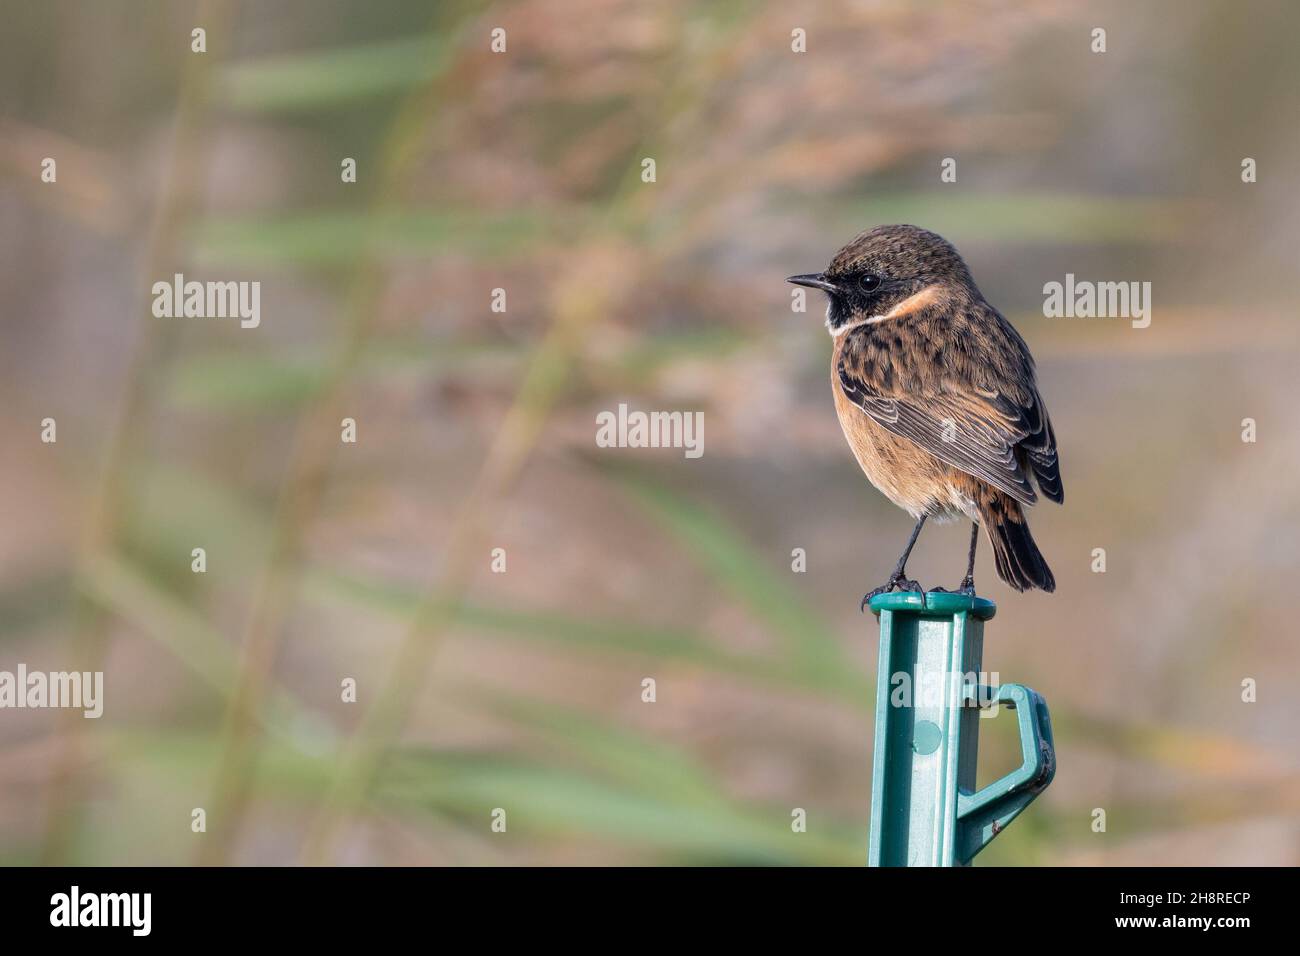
(825, 285, 941, 337)
(827, 309, 894, 338)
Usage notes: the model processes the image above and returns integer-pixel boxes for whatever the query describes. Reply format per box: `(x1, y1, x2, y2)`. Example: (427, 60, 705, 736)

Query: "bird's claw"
(929, 579, 976, 597)
(860, 574, 925, 612)
(859, 588, 886, 612)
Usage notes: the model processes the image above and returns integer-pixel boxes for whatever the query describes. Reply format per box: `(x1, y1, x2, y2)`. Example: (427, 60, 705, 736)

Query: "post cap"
(867, 591, 996, 621)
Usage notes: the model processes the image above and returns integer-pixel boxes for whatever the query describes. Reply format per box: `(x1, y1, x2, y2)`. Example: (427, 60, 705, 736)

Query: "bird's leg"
(861, 515, 927, 611)
(930, 522, 979, 596)
(957, 521, 978, 594)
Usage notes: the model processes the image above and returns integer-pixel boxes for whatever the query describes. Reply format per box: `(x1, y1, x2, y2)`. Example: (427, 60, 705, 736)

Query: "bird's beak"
(786, 273, 841, 294)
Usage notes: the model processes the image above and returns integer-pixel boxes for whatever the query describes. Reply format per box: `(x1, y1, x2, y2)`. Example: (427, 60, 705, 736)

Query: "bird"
(787, 224, 1062, 609)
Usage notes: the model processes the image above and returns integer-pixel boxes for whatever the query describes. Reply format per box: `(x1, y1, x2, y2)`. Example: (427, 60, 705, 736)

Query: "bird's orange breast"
(830, 339, 969, 520)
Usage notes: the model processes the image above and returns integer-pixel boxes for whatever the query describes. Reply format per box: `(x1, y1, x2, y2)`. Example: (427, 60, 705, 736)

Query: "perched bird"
(788, 225, 1062, 607)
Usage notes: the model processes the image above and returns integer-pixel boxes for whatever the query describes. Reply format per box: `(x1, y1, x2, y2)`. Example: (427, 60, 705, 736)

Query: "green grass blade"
(191, 209, 567, 268)
(604, 466, 855, 681)
(216, 35, 454, 113)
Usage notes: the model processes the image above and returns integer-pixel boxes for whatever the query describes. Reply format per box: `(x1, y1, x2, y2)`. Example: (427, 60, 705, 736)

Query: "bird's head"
(787, 224, 975, 334)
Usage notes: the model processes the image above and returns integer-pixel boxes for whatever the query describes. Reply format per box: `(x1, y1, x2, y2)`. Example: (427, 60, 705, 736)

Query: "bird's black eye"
(859, 274, 882, 293)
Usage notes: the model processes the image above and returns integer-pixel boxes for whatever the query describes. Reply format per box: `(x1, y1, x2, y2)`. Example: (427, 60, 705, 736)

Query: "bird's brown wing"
(1021, 396, 1062, 503)
(836, 330, 1059, 506)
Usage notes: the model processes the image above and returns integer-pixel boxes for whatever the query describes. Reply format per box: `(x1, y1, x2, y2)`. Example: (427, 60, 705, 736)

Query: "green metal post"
(867, 592, 1055, 866)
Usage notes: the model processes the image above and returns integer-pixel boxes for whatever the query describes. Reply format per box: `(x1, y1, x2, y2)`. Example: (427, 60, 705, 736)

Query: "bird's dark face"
(788, 224, 975, 334)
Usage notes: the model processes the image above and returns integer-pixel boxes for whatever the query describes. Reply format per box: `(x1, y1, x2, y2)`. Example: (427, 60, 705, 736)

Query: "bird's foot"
(929, 577, 976, 597)
(860, 575, 925, 612)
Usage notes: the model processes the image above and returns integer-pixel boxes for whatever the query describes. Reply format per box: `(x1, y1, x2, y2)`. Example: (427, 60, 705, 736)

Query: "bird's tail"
(979, 491, 1055, 593)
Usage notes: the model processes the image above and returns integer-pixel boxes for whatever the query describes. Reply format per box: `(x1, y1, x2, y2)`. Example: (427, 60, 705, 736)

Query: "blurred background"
(2, 0, 1298, 865)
